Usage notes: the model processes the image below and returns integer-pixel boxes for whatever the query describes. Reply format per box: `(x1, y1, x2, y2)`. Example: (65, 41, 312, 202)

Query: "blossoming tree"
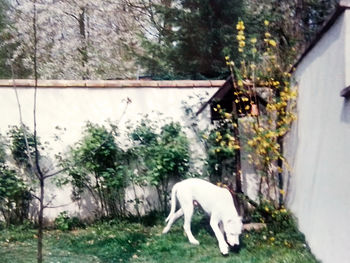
(5, 0, 142, 79)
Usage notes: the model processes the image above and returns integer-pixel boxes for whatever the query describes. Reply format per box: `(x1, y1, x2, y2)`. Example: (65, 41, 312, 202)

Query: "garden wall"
(284, 10, 350, 263)
(0, 79, 223, 221)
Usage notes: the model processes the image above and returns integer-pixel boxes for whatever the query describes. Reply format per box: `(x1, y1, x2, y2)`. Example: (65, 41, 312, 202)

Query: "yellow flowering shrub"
(221, 20, 298, 206)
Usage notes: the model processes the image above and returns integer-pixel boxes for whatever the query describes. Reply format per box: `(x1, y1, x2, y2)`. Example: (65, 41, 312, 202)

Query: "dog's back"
(174, 178, 236, 215)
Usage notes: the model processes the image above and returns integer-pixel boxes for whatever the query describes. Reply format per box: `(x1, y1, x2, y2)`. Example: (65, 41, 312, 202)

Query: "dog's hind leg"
(165, 183, 179, 222)
(162, 208, 183, 234)
(181, 200, 199, 245)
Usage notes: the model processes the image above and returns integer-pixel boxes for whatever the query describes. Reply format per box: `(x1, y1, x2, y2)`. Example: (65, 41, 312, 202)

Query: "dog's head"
(224, 217, 243, 246)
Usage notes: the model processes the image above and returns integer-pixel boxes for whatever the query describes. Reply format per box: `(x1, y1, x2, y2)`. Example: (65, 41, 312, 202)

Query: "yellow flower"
(270, 237, 275, 242)
(269, 39, 277, 47)
(251, 47, 257, 54)
(279, 189, 285, 195)
(236, 35, 245, 41)
(250, 64, 256, 70)
(264, 20, 269, 26)
(265, 32, 271, 38)
(250, 37, 257, 44)
(225, 56, 230, 61)
(233, 144, 240, 150)
(235, 99, 240, 104)
(239, 41, 246, 47)
(237, 79, 243, 87)
(264, 206, 269, 212)
(236, 21, 245, 30)
(238, 48, 244, 53)
(224, 112, 232, 119)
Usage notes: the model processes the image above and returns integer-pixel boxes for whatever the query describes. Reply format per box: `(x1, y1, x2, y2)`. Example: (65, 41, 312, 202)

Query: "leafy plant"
(211, 19, 298, 208)
(60, 122, 128, 218)
(243, 201, 308, 251)
(54, 211, 85, 231)
(0, 132, 32, 226)
(0, 164, 31, 225)
(130, 119, 190, 214)
(203, 117, 237, 183)
(7, 125, 37, 170)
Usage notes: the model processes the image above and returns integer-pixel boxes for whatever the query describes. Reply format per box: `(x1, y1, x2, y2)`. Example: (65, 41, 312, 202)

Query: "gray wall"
(284, 11, 350, 263)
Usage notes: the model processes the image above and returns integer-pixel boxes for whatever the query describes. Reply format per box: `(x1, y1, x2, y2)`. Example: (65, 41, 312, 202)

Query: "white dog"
(162, 178, 242, 255)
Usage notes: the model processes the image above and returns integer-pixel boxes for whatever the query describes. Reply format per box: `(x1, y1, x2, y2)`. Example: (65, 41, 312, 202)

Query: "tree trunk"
(37, 178, 44, 263)
(78, 7, 89, 79)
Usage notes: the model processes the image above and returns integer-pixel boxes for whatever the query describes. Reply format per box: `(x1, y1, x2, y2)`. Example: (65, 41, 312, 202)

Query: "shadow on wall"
(341, 98, 350, 123)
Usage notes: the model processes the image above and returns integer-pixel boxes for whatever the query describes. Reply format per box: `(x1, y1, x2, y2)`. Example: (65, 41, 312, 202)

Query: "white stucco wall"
(284, 11, 350, 263)
(0, 84, 218, 220)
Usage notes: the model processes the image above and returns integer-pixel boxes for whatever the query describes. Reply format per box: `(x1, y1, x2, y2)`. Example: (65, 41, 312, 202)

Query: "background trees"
(4, 0, 142, 80)
(133, 0, 244, 79)
(1, 0, 338, 80)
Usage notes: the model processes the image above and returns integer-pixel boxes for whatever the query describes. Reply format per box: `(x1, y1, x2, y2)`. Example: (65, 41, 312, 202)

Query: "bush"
(54, 211, 85, 231)
(60, 122, 129, 218)
(130, 120, 191, 214)
(242, 200, 307, 250)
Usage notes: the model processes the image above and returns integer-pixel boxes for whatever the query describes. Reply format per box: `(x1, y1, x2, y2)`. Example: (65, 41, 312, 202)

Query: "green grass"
(0, 216, 319, 263)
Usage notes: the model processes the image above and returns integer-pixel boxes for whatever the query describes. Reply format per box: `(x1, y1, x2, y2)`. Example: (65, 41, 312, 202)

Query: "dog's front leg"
(210, 217, 229, 255)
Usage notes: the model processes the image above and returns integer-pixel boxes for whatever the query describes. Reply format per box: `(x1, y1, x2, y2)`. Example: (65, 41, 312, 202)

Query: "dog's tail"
(165, 183, 178, 222)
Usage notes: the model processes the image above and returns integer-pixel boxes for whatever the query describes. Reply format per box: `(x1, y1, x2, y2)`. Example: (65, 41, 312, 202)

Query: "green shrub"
(60, 122, 129, 218)
(0, 131, 32, 225)
(130, 119, 191, 214)
(54, 211, 85, 231)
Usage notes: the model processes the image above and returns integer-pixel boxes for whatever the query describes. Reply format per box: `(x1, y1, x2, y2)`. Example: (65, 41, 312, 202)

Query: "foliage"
(0, 163, 31, 225)
(136, 0, 244, 79)
(0, 0, 11, 78)
(202, 118, 237, 183)
(244, 0, 337, 62)
(0, 131, 32, 226)
(60, 122, 128, 218)
(7, 125, 37, 170)
(0, 218, 318, 262)
(54, 211, 85, 231)
(243, 203, 308, 252)
(4, 0, 142, 79)
(215, 19, 298, 206)
(130, 119, 190, 214)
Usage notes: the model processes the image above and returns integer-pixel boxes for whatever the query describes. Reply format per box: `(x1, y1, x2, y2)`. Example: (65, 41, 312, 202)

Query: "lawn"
(0, 215, 318, 263)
